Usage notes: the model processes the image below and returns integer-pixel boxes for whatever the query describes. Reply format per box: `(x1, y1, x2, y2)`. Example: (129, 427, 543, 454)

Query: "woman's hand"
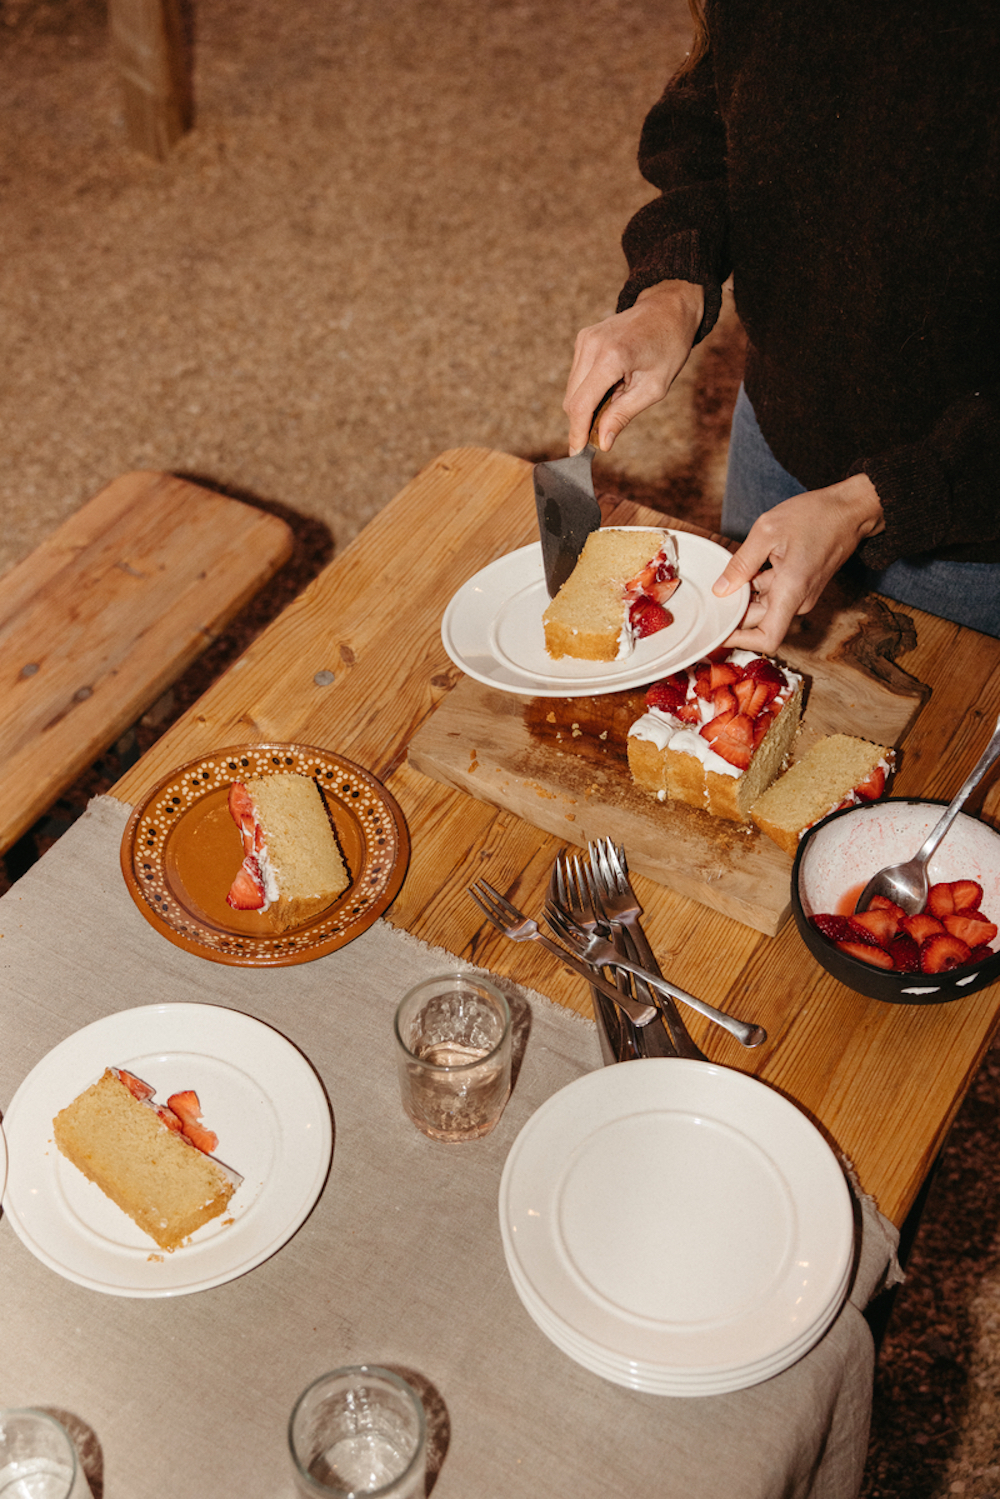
(713, 474, 885, 653)
(563, 281, 705, 453)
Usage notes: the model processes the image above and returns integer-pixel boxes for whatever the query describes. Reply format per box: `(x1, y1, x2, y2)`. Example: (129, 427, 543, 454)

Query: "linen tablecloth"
(0, 796, 900, 1498)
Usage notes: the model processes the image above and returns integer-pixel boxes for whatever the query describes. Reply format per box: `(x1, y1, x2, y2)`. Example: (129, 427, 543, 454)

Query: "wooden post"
(108, 0, 193, 160)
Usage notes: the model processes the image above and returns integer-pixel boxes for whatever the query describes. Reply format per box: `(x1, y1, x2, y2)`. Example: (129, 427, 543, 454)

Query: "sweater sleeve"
(616, 48, 732, 344)
(855, 387, 1000, 567)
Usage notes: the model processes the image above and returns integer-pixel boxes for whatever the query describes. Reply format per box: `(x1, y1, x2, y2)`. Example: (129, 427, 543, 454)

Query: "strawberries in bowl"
(791, 799, 1000, 1004)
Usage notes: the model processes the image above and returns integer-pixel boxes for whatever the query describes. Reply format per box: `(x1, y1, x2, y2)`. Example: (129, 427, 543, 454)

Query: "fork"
(554, 851, 680, 1061)
(550, 851, 637, 1062)
(468, 879, 659, 1028)
(582, 852, 706, 1061)
(544, 901, 767, 1049)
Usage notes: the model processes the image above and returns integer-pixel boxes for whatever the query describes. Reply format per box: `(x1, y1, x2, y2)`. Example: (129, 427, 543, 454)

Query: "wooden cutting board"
(408, 583, 930, 935)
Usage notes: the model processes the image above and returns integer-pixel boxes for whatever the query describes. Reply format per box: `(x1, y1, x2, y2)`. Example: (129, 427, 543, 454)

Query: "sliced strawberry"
(811, 913, 853, 942)
(710, 685, 739, 717)
(629, 596, 673, 638)
(167, 1090, 219, 1155)
(920, 932, 972, 973)
(228, 782, 255, 826)
(849, 908, 900, 945)
(646, 679, 687, 714)
(837, 939, 896, 969)
(119, 1069, 154, 1102)
(712, 738, 752, 770)
(968, 943, 996, 964)
(733, 677, 774, 718)
(888, 933, 921, 972)
(675, 700, 703, 723)
(226, 860, 265, 911)
(743, 657, 788, 689)
(868, 895, 906, 918)
(927, 880, 984, 918)
(646, 566, 680, 605)
(708, 661, 744, 689)
(853, 765, 886, 801)
(943, 912, 999, 946)
(752, 713, 773, 747)
(693, 662, 714, 699)
(701, 707, 737, 742)
(156, 1105, 185, 1133)
(901, 911, 946, 943)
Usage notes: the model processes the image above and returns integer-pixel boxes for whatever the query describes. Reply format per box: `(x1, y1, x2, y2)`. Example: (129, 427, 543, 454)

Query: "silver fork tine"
(554, 852, 629, 1063)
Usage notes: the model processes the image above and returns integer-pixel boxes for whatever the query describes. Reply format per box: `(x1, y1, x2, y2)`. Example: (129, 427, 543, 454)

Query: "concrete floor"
(2, 2, 999, 1493)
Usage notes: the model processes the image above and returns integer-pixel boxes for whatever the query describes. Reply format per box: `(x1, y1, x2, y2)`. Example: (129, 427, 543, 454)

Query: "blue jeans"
(721, 385, 1000, 637)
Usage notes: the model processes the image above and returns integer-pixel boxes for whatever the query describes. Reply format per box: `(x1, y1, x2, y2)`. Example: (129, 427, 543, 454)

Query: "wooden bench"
(0, 470, 293, 855)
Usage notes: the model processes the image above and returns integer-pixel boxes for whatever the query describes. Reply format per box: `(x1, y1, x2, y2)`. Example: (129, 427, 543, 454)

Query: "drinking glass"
(394, 972, 512, 1141)
(0, 1409, 90, 1499)
(288, 1367, 426, 1498)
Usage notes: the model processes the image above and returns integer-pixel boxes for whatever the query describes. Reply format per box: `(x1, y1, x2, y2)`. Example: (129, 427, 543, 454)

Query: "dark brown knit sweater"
(616, 1, 1000, 568)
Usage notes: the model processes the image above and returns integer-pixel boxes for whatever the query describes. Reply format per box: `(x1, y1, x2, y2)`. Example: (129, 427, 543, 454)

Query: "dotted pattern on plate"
(130, 743, 404, 959)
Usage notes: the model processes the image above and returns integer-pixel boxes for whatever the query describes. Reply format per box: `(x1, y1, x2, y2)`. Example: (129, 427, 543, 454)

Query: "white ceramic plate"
(441, 537, 750, 697)
(499, 1059, 853, 1383)
(0, 1120, 7, 1204)
(1, 1004, 332, 1297)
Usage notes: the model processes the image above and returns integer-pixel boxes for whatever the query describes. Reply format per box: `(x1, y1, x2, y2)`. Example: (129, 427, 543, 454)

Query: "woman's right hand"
(563, 280, 705, 453)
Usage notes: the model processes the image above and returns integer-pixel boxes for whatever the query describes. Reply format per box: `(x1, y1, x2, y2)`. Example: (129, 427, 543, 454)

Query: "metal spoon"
(855, 709, 1000, 914)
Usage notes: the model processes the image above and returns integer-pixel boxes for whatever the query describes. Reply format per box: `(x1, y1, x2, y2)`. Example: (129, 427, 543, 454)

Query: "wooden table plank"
(0, 471, 292, 852)
(110, 447, 1000, 1228)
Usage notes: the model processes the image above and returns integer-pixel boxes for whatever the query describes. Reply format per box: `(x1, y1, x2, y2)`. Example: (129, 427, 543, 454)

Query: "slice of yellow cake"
(749, 734, 896, 856)
(226, 773, 350, 931)
(542, 526, 680, 661)
(53, 1068, 241, 1252)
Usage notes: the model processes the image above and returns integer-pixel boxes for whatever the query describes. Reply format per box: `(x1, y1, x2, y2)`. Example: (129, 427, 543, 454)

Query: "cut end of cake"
(627, 650, 803, 822)
(53, 1068, 241, 1252)
(750, 734, 896, 856)
(542, 527, 679, 661)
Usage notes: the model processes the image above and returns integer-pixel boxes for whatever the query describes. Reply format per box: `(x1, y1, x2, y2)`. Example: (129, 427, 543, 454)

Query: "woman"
(564, 0, 1000, 649)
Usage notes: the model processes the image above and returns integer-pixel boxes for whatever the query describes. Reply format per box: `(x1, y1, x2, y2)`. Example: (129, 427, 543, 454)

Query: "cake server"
(532, 385, 617, 596)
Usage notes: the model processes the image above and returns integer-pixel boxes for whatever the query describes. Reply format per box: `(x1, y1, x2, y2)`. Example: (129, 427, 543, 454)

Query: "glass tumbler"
(0, 1409, 89, 1499)
(288, 1367, 426, 1498)
(394, 972, 512, 1141)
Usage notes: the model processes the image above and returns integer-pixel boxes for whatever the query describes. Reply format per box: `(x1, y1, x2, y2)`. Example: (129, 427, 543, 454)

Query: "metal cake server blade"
(533, 384, 617, 597)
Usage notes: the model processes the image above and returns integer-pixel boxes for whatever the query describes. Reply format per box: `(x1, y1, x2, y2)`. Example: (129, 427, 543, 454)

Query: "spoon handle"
(914, 709, 1000, 864)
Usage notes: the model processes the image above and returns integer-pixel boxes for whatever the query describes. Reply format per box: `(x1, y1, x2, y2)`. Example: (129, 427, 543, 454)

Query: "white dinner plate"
(441, 537, 751, 696)
(0, 1119, 7, 1203)
(504, 1248, 852, 1395)
(1, 1004, 332, 1297)
(499, 1059, 853, 1380)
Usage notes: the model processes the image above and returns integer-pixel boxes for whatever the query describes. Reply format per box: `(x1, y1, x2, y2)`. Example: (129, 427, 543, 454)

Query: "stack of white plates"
(499, 1059, 854, 1396)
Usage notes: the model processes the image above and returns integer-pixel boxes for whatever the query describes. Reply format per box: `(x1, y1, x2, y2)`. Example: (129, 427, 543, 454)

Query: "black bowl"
(791, 797, 1000, 1004)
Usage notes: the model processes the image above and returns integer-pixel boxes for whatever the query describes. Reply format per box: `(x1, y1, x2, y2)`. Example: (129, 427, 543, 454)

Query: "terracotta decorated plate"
(120, 743, 409, 966)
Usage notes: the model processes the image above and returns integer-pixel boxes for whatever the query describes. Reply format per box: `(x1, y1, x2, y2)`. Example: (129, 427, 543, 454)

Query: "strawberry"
(675, 700, 703, 723)
(693, 663, 714, 699)
(708, 660, 744, 689)
(742, 657, 787, 689)
(708, 716, 754, 770)
(837, 938, 896, 969)
(119, 1069, 154, 1102)
(711, 685, 739, 717)
(167, 1090, 219, 1155)
(752, 712, 773, 747)
(226, 860, 265, 911)
(849, 908, 900, 945)
(901, 911, 946, 943)
(919, 932, 972, 973)
(629, 596, 673, 638)
(646, 564, 680, 605)
(888, 933, 921, 972)
(854, 765, 886, 801)
(156, 1105, 185, 1133)
(968, 943, 996, 963)
(943, 911, 999, 946)
(811, 913, 852, 941)
(228, 781, 255, 824)
(927, 880, 984, 917)
(701, 707, 737, 742)
(868, 895, 906, 918)
(646, 679, 687, 714)
(733, 677, 774, 718)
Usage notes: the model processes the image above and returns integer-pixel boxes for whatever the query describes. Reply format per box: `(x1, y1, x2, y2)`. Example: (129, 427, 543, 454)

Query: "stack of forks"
(469, 840, 767, 1064)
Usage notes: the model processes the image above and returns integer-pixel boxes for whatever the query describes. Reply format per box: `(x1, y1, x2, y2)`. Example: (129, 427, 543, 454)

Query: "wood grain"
(109, 447, 1000, 1227)
(0, 470, 292, 852)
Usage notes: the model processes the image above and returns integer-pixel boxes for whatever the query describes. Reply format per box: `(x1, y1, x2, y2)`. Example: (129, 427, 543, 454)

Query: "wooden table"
(112, 447, 1000, 1229)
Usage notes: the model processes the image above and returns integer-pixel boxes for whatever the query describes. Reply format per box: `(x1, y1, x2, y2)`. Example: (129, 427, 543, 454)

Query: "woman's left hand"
(712, 473, 885, 653)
